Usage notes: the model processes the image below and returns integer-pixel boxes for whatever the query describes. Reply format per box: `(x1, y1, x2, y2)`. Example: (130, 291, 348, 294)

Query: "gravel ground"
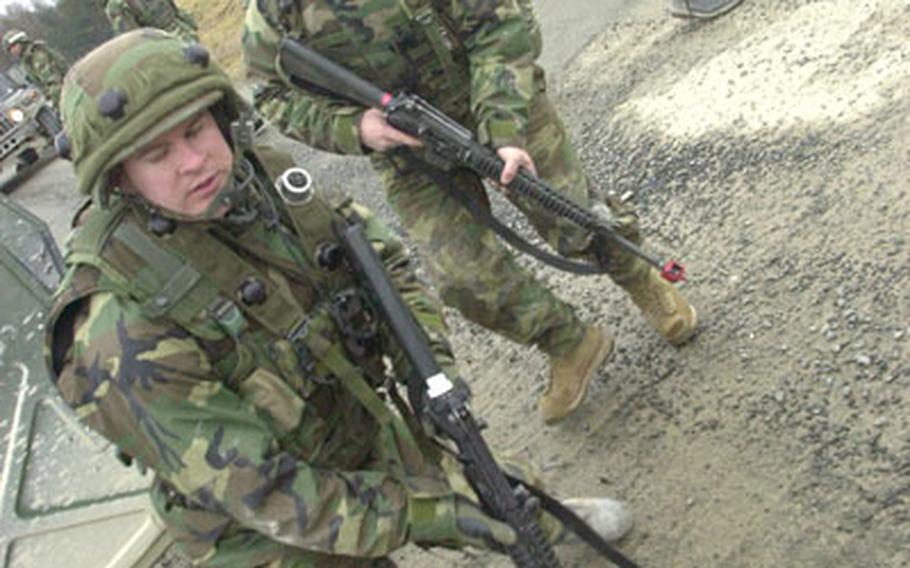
(391, 1, 908, 565)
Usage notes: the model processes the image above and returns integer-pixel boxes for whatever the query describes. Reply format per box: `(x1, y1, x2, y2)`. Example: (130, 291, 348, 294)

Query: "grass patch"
(177, 0, 245, 79)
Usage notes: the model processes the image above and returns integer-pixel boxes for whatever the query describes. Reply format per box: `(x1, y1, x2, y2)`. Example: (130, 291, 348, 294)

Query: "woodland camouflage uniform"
(2, 30, 67, 110)
(242, 0, 649, 362)
(44, 30, 551, 566)
(104, 0, 199, 41)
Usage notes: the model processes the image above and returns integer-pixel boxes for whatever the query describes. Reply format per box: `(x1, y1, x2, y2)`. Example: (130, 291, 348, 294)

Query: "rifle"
(337, 218, 641, 568)
(279, 38, 685, 283)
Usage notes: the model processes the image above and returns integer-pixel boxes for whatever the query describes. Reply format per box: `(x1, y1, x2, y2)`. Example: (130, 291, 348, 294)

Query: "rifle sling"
(392, 150, 608, 276)
(504, 473, 642, 568)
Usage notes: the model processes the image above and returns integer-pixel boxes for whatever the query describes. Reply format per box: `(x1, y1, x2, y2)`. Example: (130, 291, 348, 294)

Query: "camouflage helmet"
(60, 29, 247, 202)
(3, 30, 28, 51)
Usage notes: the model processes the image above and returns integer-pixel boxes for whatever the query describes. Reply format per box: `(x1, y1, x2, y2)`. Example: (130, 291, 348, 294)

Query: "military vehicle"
(0, 66, 60, 187)
(0, 194, 170, 567)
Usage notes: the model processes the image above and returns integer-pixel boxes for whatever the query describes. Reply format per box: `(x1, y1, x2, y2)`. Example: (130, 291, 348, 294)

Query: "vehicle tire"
(36, 106, 62, 138)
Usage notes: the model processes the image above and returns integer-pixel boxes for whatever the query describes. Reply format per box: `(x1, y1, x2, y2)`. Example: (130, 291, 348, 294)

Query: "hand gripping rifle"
(279, 38, 685, 283)
(337, 218, 641, 568)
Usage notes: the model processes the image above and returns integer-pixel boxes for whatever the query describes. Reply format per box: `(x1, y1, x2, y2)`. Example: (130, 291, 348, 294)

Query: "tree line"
(0, 0, 113, 71)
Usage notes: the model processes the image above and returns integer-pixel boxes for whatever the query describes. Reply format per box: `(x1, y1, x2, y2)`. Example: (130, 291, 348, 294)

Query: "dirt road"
(8, 0, 908, 566)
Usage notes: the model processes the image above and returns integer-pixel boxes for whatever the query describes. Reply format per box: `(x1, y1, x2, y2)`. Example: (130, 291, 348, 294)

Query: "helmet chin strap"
(162, 110, 264, 223)
(208, 110, 262, 225)
(125, 156, 262, 232)
(213, 158, 261, 225)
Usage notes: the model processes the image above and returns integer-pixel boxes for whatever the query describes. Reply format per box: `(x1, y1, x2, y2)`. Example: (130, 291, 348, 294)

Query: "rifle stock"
(279, 38, 388, 109)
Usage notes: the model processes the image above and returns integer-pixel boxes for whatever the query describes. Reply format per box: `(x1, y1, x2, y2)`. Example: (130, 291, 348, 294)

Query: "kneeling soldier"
(46, 30, 631, 566)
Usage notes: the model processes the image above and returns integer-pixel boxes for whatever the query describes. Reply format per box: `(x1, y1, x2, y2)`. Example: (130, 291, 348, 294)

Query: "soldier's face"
(9, 44, 22, 57)
(121, 110, 233, 218)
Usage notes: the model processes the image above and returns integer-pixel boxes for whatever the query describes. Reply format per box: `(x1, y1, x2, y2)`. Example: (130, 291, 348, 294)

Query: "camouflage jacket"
(105, 0, 199, 41)
(45, 149, 459, 561)
(19, 41, 67, 107)
(243, 0, 544, 153)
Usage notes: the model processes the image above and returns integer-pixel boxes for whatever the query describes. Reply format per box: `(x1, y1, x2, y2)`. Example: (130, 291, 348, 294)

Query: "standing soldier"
(2, 30, 67, 111)
(243, 1, 698, 424)
(103, 0, 199, 42)
(45, 30, 631, 566)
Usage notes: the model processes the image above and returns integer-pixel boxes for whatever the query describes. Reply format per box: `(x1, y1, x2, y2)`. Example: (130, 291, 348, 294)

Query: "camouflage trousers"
(151, 412, 551, 567)
(375, 88, 643, 357)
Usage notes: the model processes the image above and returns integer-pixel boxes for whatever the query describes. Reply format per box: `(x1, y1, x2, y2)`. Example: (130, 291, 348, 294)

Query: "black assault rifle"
(337, 219, 641, 568)
(280, 38, 685, 283)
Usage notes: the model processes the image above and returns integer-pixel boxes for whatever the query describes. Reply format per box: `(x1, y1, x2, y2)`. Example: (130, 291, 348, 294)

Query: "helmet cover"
(60, 29, 248, 205)
(3, 30, 28, 51)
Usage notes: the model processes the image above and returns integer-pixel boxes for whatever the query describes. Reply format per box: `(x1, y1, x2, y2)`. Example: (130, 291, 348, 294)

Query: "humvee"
(0, 66, 60, 185)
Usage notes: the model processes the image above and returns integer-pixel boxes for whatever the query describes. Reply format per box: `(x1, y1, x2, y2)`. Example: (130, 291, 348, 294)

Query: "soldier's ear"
(108, 166, 131, 194)
(208, 100, 236, 148)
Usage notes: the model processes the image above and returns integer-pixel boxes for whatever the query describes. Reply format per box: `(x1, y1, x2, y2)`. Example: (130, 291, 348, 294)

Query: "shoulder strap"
(66, 195, 396, 424)
(398, 0, 463, 74)
(65, 200, 135, 294)
(110, 221, 227, 328)
(249, 145, 296, 181)
(65, 202, 236, 340)
(164, 219, 395, 423)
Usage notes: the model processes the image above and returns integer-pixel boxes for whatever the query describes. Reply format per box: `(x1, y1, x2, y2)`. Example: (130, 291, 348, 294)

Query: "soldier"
(45, 30, 631, 566)
(103, 0, 199, 42)
(668, 0, 743, 19)
(243, 1, 698, 424)
(2, 29, 67, 111)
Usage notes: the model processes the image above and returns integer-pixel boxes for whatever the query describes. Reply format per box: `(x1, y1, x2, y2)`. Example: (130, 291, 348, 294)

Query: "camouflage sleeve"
(27, 47, 48, 75)
(106, 0, 141, 34)
(443, 0, 543, 149)
(52, 47, 68, 75)
(52, 291, 436, 557)
(37, 45, 67, 90)
(242, 3, 367, 155)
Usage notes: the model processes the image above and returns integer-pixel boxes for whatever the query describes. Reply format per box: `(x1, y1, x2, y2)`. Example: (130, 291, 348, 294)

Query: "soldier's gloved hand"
(408, 494, 517, 551)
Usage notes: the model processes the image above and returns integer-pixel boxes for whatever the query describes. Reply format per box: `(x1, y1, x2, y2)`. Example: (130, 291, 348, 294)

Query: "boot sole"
(543, 328, 615, 425)
(668, 0, 743, 19)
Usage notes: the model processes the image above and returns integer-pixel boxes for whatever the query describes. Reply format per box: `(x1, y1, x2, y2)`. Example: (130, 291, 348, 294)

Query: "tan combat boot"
(539, 326, 614, 424)
(561, 497, 634, 543)
(624, 268, 698, 346)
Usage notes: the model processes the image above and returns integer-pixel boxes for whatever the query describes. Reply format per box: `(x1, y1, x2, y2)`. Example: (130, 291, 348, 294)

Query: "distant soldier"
(103, 0, 199, 42)
(2, 30, 67, 111)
